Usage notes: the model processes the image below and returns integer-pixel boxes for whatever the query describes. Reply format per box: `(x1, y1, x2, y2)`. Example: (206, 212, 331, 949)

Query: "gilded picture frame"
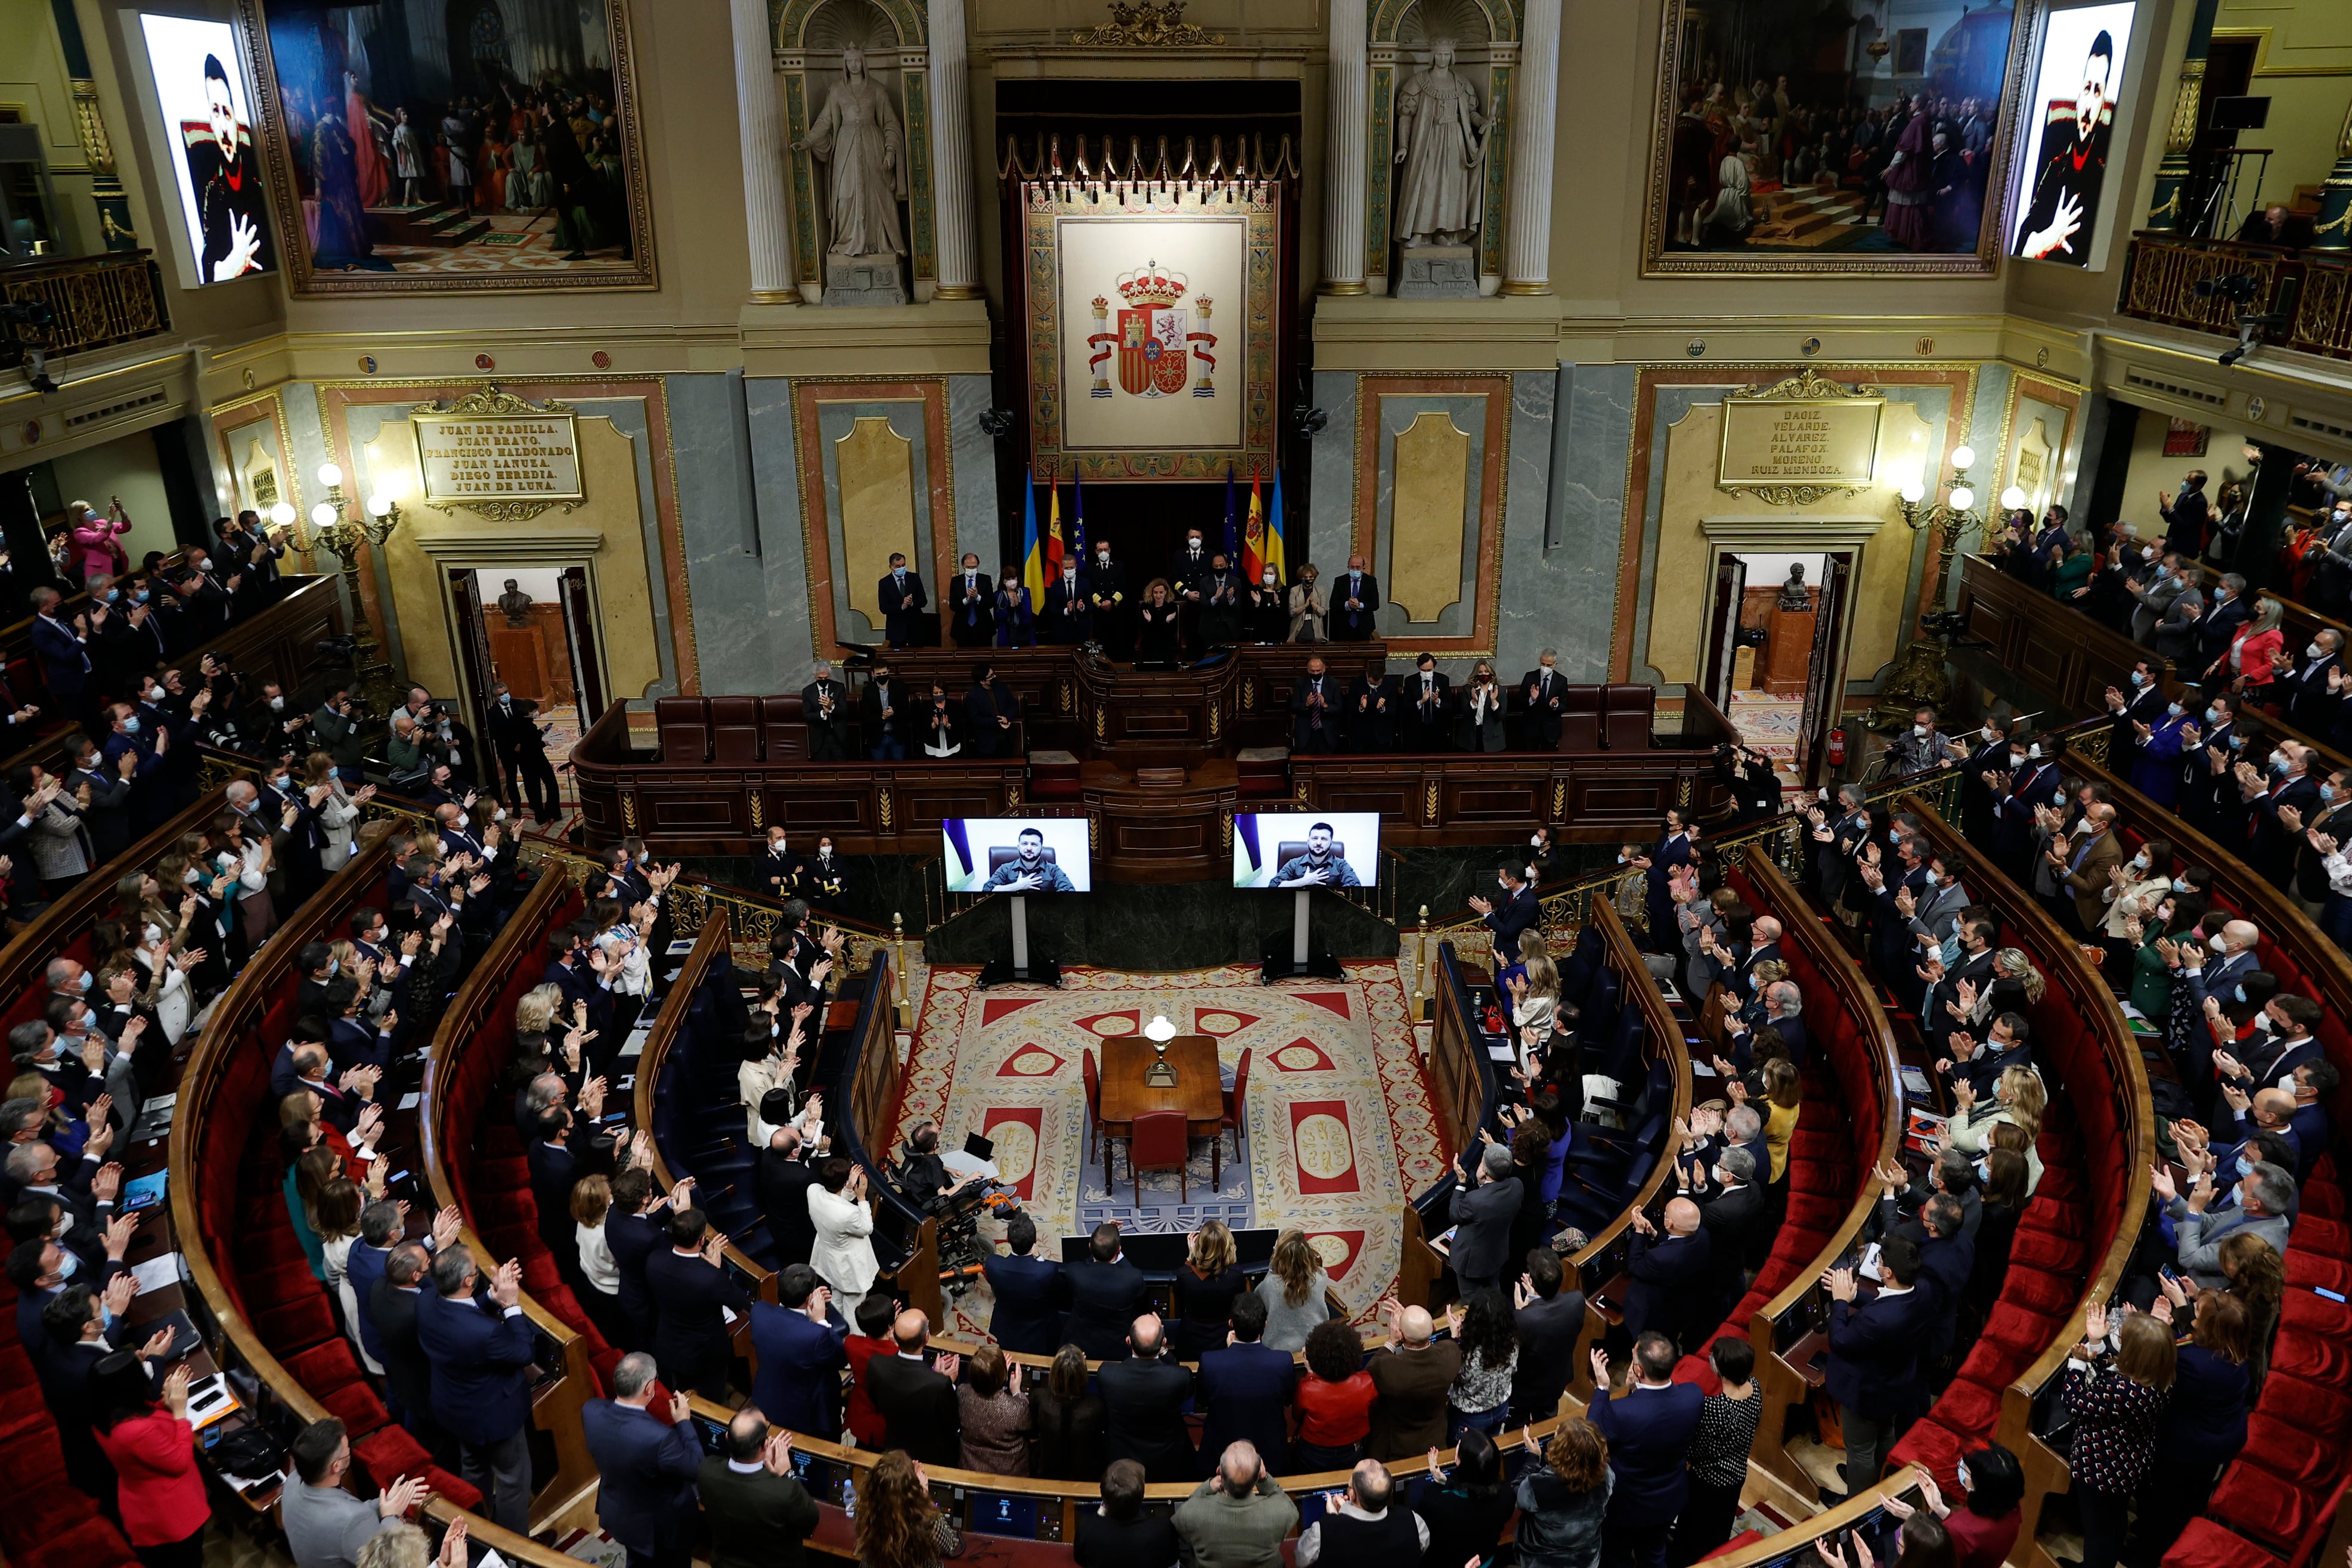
(233, 0, 658, 295)
(1642, 0, 2042, 277)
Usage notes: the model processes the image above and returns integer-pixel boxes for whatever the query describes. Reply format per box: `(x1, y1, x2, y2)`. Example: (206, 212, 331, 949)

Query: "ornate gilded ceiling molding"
(1070, 1, 1226, 48)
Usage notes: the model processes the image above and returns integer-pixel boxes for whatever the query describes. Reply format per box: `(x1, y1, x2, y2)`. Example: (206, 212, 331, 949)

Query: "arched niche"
(1366, 0, 1520, 292)
(772, 0, 938, 300)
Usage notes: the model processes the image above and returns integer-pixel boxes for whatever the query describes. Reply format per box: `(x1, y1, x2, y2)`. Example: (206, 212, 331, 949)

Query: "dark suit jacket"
(1098, 1353, 1198, 1482)
(983, 1253, 1067, 1356)
(859, 680, 907, 748)
(1520, 668, 1567, 747)
(748, 1303, 848, 1437)
(1448, 1167, 1522, 1284)
(1197, 1340, 1296, 1471)
(1043, 572, 1092, 641)
(877, 572, 928, 646)
(417, 1289, 537, 1445)
(755, 1150, 819, 1269)
(1826, 1287, 1932, 1418)
(866, 1350, 962, 1467)
(1483, 887, 1539, 953)
(1588, 1382, 1705, 1526)
(371, 1281, 432, 1420)
(1368, 1341, 1463, 1458)
(609, 1211, 666, 1328)
(1623, 1229, 1712, 1350)
(1510, 1289, 1588, 1421)
(1332, 571, 1380, 636)
(1291, 674, 1340, 749)
(698, 1457, 819, 1568)
(31, 616, 89, 701)
(581, 1398, 701, 1555)
(1699, 1181, 1770, 1284)
(644, 1248, 753, 1375)
(1064, 1258, 1151, 1360)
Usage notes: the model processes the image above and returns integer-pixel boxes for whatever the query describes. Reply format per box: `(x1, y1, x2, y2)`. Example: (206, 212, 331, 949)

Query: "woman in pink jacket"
(67, 499, 132, 584)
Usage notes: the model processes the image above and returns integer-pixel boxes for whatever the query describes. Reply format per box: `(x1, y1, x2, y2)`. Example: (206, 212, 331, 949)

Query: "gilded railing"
(1, 249, 169, 357)
(2116, 232, 2352, 361)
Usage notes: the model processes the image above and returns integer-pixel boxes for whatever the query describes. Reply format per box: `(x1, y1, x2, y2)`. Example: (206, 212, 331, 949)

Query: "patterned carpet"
(895, 963, 1445, 1335)
(1727, 692, 1807, 798)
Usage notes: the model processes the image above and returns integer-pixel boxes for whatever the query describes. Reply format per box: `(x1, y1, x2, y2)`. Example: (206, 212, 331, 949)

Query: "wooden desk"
(1096, 1036, 1224, 1182)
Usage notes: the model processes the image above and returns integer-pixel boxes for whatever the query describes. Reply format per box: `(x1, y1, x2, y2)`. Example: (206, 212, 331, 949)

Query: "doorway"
(443, 564, 605, 813)
(1700, 547, 1858, 796)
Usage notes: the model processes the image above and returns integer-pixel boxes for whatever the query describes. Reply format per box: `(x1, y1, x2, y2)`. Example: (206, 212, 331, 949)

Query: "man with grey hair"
(1520, 647, 1566, 749)
(2281, 625, 2344, 731)
(581, 1351, 698, 1568)
(1448, 1139, 1523, 1293)
(417, 1244, 535, 1532)
(2155, 1158, 2292, 1290)
(800, 661, 848, 761)
(1334, 554, 1381, 642)
(1174, 1440, 1299, 1568)
(2127, 547, 2189, 644)
(2190, 571, 2252, 672)
(1294, 1458, 1430, 1566)
(282, 1417, 429, 1568)
(1693, 1144, 1766, 1313)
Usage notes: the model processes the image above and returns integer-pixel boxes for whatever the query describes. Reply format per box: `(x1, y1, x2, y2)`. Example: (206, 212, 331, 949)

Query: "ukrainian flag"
(1021, 467, 1045, 605)
(1267, 466, 1289, 583)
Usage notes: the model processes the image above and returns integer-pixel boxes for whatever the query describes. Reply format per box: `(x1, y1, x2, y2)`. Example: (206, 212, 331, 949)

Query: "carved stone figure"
(1777, 562, 1812, 610)
(1392, 41, 1486, 247)
(497, 577, 535, 626)
(793, 48, 907, 259)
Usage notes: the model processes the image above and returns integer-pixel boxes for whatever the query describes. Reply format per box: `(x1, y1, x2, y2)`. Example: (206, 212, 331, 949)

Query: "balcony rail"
(2116, 231, 2352, 361)
(0, 247, 170, 360)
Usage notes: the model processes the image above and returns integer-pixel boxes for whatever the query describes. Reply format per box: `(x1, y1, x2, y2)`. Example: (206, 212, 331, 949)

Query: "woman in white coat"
(305, 752, 371, 871)
(807, 1156, 880, 1326)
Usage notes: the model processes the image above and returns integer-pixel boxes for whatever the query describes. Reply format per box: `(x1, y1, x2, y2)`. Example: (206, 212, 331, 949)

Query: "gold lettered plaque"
(411, 385, 584, 523)
(1716, 369, 1883, 506)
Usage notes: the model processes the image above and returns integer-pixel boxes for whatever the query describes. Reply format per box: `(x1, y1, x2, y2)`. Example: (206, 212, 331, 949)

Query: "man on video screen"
(2013, 29, 2115, 265)
(980, 826, 1077, 892)
(186, 52, 274, 281)
(1273, 822, 1362, 888)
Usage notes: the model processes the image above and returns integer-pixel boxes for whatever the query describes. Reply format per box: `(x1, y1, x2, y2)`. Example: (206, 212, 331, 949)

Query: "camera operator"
(312, 687, 370, 787)
(896, 1120, 981, 1213)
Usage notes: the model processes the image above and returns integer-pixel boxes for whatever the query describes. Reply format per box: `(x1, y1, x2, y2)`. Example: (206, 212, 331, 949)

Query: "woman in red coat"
(2208, 595, 2286, 701)
(91, 1355, 209, 1568)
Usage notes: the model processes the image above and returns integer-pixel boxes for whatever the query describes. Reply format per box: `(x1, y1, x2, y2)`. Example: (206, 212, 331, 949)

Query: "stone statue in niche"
(1390, 40, 1486, 300)
(497, 577, 535, 626)
(794, 47, 909, 306)
(1777, 562, 1812, 609)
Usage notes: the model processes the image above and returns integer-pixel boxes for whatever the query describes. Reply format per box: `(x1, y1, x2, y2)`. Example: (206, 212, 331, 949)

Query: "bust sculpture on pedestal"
(793, 47, 910, 306)
(1391, 41, 1486, 299)
(497, 577, 535, 626)
(1776, 562, 1812, 610)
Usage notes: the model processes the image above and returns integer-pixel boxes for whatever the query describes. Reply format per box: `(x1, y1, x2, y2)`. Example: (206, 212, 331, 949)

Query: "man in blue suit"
(1197, 1294, 1296, 1472)
(876, 553, 929, 648)
(1063, 1222, 1151, 1361)
(29, 588, 92, 723)
(416, 1244, 538, 1533)
(581, 1352, 701, 1568)
(1468, 862, 1538, 960)
(1825, 1234, 1930, 1499)
(1620, 1198, 1710, 1358)
(983, 1210, 1066, 1355)
(1587, 1332, 1703, 1568)
(748, 1263, 847, 1437)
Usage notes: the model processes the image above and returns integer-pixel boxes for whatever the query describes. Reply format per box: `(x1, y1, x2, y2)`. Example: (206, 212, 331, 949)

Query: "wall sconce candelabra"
(298, 462, 405, 712)
(1873, 447, 2027, 725)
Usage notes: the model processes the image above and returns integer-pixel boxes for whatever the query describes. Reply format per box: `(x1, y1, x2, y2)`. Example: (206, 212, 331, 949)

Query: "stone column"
(1501, 0, 1560, 294)
(928, 0, 982, 298)
(1322, 0, 1369, 294)
(729, 0, 798, 301)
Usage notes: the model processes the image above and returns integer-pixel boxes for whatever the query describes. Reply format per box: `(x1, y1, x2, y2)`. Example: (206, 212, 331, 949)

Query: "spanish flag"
(1242, 470, 1266, 582)
(1046, 470, 1065, 578)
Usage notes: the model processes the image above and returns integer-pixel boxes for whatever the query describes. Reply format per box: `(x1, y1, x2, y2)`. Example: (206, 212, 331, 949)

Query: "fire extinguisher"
(1826, 726, 1848, 769)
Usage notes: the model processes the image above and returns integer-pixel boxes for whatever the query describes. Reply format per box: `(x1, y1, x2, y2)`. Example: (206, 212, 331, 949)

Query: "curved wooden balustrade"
(1901, 794, 2153, 1568)
(415, 868, 605, 1531)
(168, 832, 580, 1568)
(1723, 848, 1905, 1504)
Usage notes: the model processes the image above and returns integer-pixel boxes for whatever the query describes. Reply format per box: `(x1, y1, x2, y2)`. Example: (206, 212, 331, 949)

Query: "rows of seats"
(1888, 802, 2136, 1499)
(653, 693, 1028, 763)
(1677, 855, 1885, 1380)
(182, 845, 484, 1510)
(429, 878, 626, 1394)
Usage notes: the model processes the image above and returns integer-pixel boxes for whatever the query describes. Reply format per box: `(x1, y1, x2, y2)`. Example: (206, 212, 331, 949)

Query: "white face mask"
(143, 923, 162, 944)
(2210, 932, 2230, 953)
(1913, 724, 1929, 737)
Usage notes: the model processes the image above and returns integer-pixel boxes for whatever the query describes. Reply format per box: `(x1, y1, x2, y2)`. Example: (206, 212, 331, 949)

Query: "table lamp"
(1144, 1014, 1177, 1086)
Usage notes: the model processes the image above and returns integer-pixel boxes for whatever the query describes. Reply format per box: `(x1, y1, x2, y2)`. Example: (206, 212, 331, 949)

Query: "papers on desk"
(132, 1094, 178, 1141)
(1428, 1225, 1457, 1256)
(1690, 1059, 1720, 1079)
(1485, 1042, 1519, 1064)
(185, 1372, 242, 1431)
(397, 1091, 422, 1111)
(1904, 1108, 1950, 1157)
(131, 1251, 185, 1294)
(1583, 1074, 1620, 1102)
(721, 1306, 741, 1328)
(1899, 1065, 1934, 1098)
(618, 1028, 651, 1061)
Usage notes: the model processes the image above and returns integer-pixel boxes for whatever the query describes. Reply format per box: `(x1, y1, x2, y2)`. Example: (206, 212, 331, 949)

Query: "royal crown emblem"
(1087, 258, 1217, 401)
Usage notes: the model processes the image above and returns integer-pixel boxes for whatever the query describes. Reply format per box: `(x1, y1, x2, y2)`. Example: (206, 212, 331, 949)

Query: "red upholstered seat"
(2160, 1519, 2284, 1568)
(1998, 1265, 2080, 1319)
(1928, 1375, 2003, 1440)
(252, 1291, 339, 1352)
(1887, 1415, 1966, 1489)
(2267, 1327, 2352, 1390)
(2292, 1217, 2351, 1258)
(2285, 1249, 2352, 1297)
(2238, 1413, 2347, 1486)
(2249, 1374, 2352, 1440)
(16, 1516, 140, 1568)
(2207, 1460, 2332, 1552)
(2007, 1225, 2088, 1275)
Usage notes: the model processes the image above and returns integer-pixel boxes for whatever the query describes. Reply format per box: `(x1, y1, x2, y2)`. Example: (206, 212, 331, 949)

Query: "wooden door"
(1702, 553, 1747, 713)
(560, 566, 607, 725)
(447, 569, 504, 795)
(1799, 553, 1853, 792)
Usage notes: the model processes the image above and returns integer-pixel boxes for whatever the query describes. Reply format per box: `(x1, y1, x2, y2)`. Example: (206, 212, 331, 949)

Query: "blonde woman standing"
(1254, 1228, 1334, 1351)
(1287, 564, 1328, 642)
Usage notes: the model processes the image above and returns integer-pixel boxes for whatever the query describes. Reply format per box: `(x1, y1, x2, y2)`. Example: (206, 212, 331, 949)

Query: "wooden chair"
(1083, 1048, 1103, 1170)
(1129, 1108, 1189, 1204)
(1220, 1048, 1251, 1163)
